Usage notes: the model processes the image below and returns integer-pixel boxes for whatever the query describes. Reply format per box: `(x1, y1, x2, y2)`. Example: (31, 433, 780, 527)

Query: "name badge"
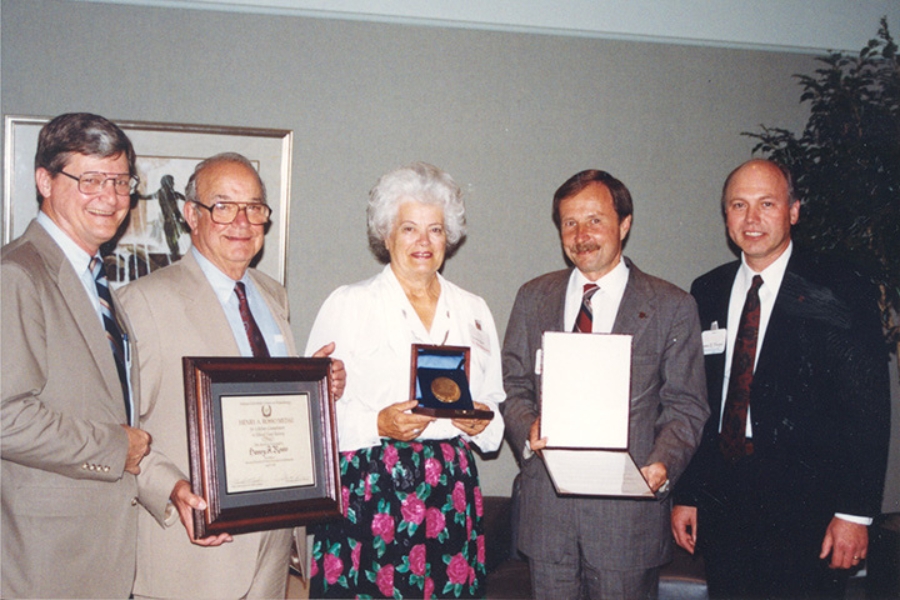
(702, 322, 727, 355)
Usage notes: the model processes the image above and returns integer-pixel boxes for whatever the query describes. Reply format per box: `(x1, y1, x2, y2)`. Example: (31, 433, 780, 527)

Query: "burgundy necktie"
(234, 282, 270, 358)
(719, 275, 763, 461)
(573, 283, 600, 333)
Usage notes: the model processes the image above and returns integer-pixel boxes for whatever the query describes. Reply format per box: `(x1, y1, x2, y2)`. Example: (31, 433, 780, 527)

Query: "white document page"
(540, 332, 632, 449)
(542, 448, 654, 497)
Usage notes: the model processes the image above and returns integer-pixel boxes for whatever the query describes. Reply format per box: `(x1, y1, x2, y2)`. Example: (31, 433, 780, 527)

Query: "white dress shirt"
(305, 265, 505, 453)
(564, 258, 630, 333)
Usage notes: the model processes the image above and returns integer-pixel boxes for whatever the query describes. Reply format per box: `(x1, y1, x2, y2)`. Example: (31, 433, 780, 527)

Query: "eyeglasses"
(190, 200, 271, 225)
(58, 170, 139, 196)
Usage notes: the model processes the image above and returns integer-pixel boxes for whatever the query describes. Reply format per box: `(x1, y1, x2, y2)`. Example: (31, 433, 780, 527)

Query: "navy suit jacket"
(675, 251, 890, 527)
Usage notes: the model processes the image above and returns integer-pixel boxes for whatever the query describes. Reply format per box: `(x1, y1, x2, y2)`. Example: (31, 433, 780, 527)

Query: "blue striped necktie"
(90, 256, 131, 424)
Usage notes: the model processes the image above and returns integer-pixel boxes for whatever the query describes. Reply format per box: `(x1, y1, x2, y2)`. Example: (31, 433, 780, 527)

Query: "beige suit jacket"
(120, 250, 297, 599)
(1, 220, 141, 599)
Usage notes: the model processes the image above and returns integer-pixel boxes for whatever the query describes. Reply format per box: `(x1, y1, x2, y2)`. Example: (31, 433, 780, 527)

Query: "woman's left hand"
(451, 402, 492, 437)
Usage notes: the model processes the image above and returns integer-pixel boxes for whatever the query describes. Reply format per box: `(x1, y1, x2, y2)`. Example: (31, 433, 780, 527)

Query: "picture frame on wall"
(3, 116, 292, 286)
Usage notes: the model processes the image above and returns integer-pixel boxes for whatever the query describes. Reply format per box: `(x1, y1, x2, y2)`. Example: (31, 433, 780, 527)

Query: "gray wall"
(1, 0, 817, 496)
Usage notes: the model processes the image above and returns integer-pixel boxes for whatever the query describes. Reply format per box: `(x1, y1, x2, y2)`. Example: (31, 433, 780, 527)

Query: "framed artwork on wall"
(3, 116, 292, 286)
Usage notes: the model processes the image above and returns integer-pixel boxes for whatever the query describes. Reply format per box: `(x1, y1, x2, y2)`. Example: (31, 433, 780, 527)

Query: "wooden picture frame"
(183, 356, 341, 537)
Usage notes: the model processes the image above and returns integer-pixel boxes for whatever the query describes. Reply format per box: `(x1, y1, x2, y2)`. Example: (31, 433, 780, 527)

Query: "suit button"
(82, 463, 89, 470)
(103, 466, 110, 472)
(131, 497, 139, 506)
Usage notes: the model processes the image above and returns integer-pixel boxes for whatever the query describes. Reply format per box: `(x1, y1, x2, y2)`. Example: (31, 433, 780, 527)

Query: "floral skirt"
(310, 436, 486, 599)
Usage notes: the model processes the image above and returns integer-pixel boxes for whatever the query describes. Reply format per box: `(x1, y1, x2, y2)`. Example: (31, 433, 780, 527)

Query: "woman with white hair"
(305, 162, 505, 598)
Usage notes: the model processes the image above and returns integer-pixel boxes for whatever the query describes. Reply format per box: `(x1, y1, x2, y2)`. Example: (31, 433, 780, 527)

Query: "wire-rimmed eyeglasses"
(190, 200, 272, 225)
(58, 170, 139, 196)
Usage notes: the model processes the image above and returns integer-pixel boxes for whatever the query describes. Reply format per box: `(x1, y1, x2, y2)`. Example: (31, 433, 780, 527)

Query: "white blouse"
(305, 265, 505, 453)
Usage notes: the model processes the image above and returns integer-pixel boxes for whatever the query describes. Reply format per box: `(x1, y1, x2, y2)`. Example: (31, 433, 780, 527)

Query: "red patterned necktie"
(234, 282, 270, 358)
(719, 275, 763, 461)
(573, 283, 600, 333)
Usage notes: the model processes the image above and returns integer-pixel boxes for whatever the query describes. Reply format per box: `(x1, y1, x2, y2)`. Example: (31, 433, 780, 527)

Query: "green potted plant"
(746, 17, 899, 361)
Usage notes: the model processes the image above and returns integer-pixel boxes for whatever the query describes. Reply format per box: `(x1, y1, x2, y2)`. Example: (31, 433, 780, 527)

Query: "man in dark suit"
(1, 113, 153, 598)
(671, 159, 891, 598)
(502, 169, 709, 599)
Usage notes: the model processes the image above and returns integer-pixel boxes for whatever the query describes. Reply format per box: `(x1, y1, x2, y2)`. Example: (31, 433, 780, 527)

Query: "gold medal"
(431, 377, 461, 403)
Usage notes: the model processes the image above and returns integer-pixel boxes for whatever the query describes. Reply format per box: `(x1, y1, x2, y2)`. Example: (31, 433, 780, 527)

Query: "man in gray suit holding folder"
(501, 169, 709, 599)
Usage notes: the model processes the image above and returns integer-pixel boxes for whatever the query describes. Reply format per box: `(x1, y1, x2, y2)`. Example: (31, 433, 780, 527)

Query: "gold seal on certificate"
(431, 377, 461, 403)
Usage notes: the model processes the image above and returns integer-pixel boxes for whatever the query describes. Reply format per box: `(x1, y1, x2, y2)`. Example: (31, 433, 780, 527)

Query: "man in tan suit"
(1, 113, 153, 598)
(120, 152, 344, 599)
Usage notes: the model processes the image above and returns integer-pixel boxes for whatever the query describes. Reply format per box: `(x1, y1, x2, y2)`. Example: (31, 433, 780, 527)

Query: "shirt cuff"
(835, 513, 873, 526)
(522, 439, 534, 461)
(164, 501, 180, 527)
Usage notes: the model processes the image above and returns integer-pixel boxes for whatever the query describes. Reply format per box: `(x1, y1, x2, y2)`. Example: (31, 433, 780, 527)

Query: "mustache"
(571, 242, 601, 253)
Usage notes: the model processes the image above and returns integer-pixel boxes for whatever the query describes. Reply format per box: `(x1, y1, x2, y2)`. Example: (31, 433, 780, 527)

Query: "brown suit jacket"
(120, 250, 296, 599)
(1, 220, 141, 598)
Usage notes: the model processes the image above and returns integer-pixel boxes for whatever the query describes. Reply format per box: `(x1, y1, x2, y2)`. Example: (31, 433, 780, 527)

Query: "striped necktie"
(90, 256, 131, 424)
(573, 283, 600, 333)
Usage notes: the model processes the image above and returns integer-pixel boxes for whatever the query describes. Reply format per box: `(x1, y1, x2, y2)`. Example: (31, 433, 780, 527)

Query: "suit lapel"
(548, 272, 568, 333)
(696, 263, 739, 420)
(27, 222, 125, 413)
(611, 259, 654, 340)
(753, 258, 811, 390)
(177, 252, 242, 353)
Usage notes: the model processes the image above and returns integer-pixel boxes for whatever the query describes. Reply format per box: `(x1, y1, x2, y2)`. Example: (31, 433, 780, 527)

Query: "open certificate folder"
(539, 331, 654, 498)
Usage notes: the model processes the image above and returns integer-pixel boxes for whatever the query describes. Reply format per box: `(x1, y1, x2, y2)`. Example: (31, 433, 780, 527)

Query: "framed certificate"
(409, 344, 493, 420)
(183, 357, 342, 537)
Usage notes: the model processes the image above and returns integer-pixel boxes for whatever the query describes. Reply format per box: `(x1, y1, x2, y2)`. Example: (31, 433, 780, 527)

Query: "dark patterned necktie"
(719, 275, 763, 461)
(573, 283, 600, 333)
(234, 282, 270, 358)
(90, 256, 131, 424)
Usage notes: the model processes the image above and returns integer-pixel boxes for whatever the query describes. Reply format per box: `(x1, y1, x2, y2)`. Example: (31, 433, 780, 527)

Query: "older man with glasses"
(118, 152, 345, 599)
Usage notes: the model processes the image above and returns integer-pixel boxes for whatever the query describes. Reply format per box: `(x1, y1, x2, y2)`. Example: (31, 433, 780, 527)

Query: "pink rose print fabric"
(310, 437, 486, 598)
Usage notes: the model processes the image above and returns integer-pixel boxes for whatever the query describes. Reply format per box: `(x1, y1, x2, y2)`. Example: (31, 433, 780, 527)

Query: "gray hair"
(185, 152, 267, 205)
(366, 162, 467, 264)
